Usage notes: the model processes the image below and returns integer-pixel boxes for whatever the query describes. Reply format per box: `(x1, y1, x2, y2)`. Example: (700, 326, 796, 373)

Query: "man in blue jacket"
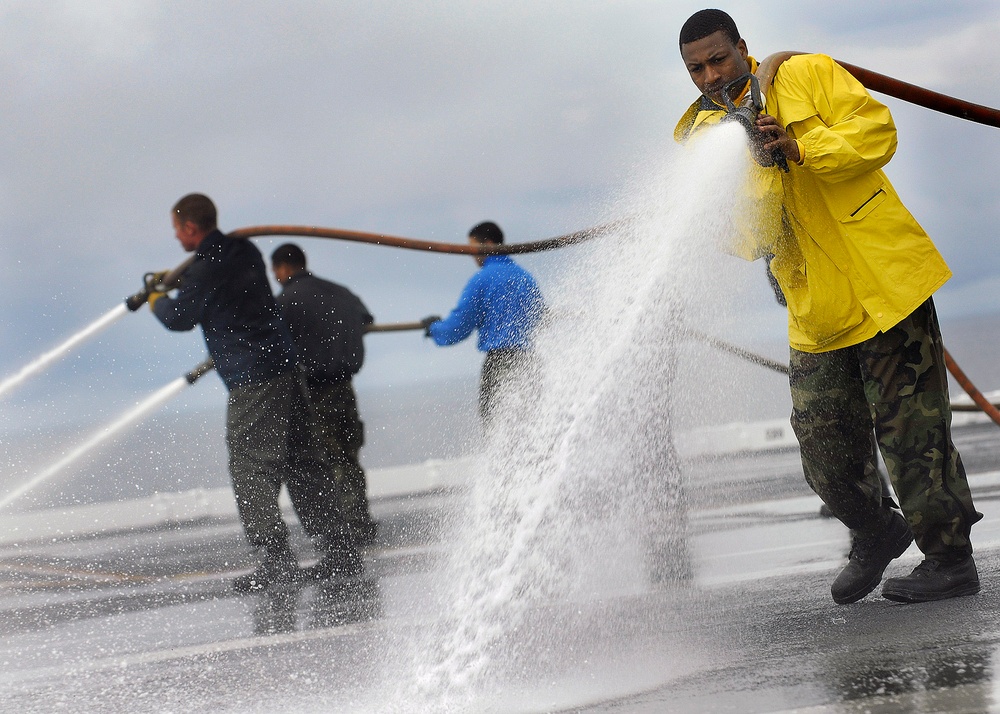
(423, 221, 545, 420)
(150, 194, 362, 592)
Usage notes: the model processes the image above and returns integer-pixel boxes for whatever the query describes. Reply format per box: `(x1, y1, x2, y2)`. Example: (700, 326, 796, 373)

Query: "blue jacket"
(429, 255, 544, 352)
(153, 230, 296, 391)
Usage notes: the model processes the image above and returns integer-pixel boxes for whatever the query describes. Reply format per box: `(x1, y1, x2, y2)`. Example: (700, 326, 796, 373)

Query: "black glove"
(420, 315, 441, 337)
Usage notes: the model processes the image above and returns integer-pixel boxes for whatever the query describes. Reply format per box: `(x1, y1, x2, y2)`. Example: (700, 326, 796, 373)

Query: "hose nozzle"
(125, 271, 168, 312)
(124, 256, 196, 312)
(718, 73, 789, 172)
(185, 357, 215, 385)
(124, 290, 150, 312)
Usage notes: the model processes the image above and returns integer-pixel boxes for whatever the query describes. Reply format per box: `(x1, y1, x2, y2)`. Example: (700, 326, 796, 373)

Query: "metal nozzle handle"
(124, 255, 197, 311)
(721, 73, 762, 113)
(184, 357, 215, 384)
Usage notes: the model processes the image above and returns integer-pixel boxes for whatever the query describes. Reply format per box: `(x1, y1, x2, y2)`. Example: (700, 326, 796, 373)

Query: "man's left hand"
(148, 290, 167, 311)
(756, 113, 801, 165)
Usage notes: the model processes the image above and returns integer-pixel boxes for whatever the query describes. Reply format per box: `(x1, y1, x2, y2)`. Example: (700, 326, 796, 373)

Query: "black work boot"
(232, 543, 299, 594)
(303, 546, 364, 582)
(881, 555, 980, 603)
(351, 520, 379, 547)
(831, 510, 913, 604)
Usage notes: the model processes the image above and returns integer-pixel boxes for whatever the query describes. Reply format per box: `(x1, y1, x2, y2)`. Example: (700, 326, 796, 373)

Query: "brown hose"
(944, 349, 1000, 417)
(127, 221, 623, 310)
(364, 321, 425, 333)
(757, 52, 1000, 128)
(684, 328, 789, 375)
(228, 220, 625, 256)
(182, 321, 429, 382)
(837, 61, 1000, 128)
(160, 256, 196, 290)
(693, 334, 1000, 417)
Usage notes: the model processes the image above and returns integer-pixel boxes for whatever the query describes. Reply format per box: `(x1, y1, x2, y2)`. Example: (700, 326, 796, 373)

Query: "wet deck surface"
(2, 423, 999, 713)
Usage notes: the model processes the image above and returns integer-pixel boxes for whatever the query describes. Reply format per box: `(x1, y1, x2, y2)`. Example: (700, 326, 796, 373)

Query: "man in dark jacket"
(151, 194, 362, 591)
(271, 243, 378, 545)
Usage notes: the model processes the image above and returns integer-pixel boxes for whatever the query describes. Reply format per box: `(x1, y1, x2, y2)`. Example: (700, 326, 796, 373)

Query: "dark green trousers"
(789, 299, 980, 559)
(480, 348, 536, 421)
(305, 378, 374, 534)
(227, 370, 352, 552)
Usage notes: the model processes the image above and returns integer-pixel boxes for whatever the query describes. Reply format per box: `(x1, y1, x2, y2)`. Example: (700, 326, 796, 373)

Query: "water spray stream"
(0, 375, 189, 511)
(0, 303, 129, 401)
(382, 124, 754, 711)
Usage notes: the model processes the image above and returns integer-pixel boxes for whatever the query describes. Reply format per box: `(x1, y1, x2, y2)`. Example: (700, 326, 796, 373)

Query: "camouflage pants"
(789, 299, 980, 559)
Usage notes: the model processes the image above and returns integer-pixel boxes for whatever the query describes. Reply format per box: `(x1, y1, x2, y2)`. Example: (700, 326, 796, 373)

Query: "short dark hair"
(271, 242, 307, 269)
(172, 193, 217, 231)
(679, 9, 741, 49)
(469, 221, 504, 245)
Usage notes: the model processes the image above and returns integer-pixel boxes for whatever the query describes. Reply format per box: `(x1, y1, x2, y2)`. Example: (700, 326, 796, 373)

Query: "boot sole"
(881, 579, 980, 603)
(832, 523, 913, 605)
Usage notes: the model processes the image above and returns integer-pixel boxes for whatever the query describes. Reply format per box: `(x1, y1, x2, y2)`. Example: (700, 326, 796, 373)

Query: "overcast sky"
(2, 0, 1000, 433)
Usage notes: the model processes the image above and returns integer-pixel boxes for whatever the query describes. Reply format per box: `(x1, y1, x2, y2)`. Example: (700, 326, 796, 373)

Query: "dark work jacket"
(153, 230, 296, 391)
(276, 271, 374, 384)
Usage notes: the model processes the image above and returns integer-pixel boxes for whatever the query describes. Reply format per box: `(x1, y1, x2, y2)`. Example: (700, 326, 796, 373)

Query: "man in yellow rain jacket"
(676, 9, 981, 604)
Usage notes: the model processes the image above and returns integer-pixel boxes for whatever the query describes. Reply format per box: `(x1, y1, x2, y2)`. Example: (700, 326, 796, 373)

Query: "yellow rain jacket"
(675, 54, 951, 353)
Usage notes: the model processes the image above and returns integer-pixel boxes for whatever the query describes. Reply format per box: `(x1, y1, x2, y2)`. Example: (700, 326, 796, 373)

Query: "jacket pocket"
(841, 187, 887, 222)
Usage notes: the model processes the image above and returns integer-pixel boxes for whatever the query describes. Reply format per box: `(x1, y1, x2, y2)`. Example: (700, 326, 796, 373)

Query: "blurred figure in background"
(422, 221, 545, 421)
(271, 243, 378, 545)
(151, 194, 362, 590)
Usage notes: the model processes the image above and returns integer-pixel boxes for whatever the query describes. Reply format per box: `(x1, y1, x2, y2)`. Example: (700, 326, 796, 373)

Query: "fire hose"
(130, 57, 1000, 423)
(685, 329, 997, 416)
(182, 320, 443, 384)
(124, 221, 624, 310)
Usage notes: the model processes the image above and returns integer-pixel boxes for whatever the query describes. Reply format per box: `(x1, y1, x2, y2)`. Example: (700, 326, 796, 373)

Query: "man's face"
(272, 263, 295, 285)
(469, 237, 489, 267)
(680, 30, 750, 106)
(172, 214, 203, 252)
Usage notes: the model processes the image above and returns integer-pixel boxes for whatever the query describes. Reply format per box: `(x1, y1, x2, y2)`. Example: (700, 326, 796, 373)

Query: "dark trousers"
(479, 348, 536, 421)
(305, 378, 374, 532)
(226, 370, 352, 554)
(789, 299, 980, 559)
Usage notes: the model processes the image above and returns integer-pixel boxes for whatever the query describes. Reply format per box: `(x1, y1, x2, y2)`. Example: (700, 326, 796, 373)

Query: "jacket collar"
(194, 228, 226, 259)
(285, 270, 312, 286)
(483, 254, 512, 266)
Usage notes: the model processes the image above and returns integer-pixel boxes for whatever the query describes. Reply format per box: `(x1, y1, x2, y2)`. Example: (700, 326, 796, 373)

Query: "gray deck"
(1, 423, 999, 713)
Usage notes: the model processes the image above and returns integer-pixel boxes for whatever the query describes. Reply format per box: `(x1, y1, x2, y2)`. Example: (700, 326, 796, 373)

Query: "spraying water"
(0, 303, 129, 401)
(368, 123, 760, 713)
(0, 376, 188, 510)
